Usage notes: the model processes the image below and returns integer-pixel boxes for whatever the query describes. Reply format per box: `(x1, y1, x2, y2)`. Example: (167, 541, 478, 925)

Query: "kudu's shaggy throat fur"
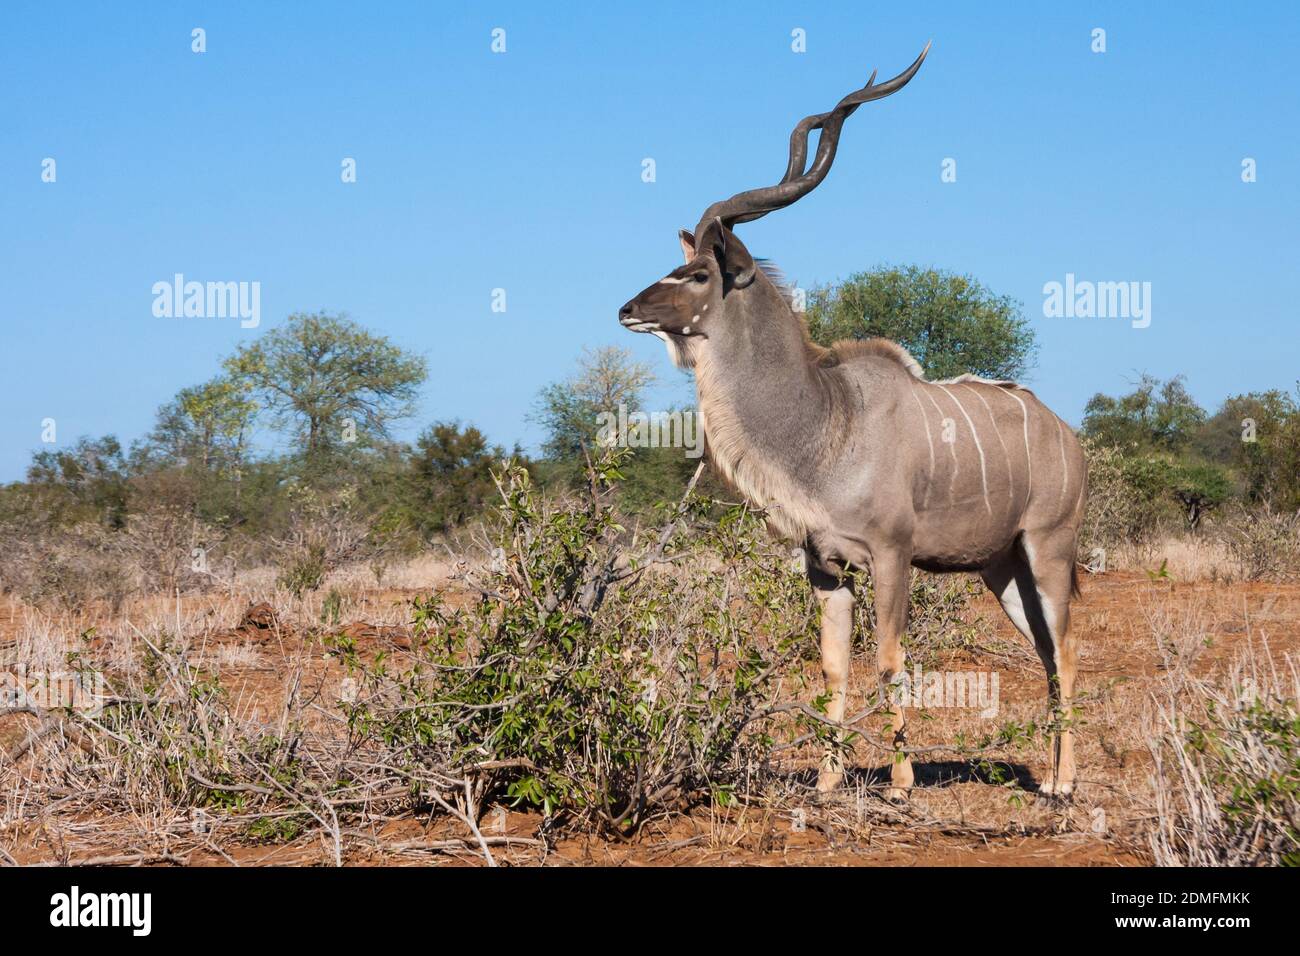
(619, 43, 1087, 801)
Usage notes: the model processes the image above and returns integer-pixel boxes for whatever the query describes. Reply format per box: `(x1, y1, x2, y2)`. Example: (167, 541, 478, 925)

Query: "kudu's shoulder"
(918, 373, 1065, 426)
(820, 338, 1030, 395)
(819, 338, 925, 378)
(813, 338, 1078, 435)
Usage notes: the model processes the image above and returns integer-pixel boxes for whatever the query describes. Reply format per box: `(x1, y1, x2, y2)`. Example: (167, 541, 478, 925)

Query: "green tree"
(1082, 375, 1240, 532)
(1082, 374, 1206, 454)
(225, 312, 427, 474)
(1193, 389, 1300, 507)
(532, 346, 655, 463)
(140, 375, 257, 474)
(531, 346, 699, 508)
(404, 421, 518, 537)
(1168, 461, 1232, 530)
(804, 265, 1036, 380)
(26, 435, 131, 529)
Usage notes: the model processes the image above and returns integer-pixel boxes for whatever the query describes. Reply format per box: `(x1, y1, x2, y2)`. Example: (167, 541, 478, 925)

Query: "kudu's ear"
(696, 218, 756, 290)
(678, 229, 696, 263)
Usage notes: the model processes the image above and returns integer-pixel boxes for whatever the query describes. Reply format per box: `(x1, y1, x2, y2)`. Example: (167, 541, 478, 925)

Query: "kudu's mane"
(817, 334, 1030, 393)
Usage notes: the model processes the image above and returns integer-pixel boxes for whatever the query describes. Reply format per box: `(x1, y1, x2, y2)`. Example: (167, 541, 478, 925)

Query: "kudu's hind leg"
(981, 535, 1079, 797)
(1022, 530, 1079, 796)
(871, 550, 914, 803)
(811, 572, 854, 793)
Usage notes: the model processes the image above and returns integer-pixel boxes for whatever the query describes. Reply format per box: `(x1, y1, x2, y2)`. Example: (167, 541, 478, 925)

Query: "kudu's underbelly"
(909, 496, 1023, 571)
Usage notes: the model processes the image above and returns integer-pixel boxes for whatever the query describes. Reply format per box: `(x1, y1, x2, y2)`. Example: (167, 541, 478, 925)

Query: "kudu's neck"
(692, 279, 846, 538)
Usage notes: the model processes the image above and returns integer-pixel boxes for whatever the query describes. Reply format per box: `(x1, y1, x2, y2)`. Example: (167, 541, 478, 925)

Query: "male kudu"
(618, 44, 1087, 801)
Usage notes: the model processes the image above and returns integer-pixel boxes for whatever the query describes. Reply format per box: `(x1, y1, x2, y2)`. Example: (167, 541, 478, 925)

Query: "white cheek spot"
(702, 304, 709, 311)
(682, 327, 691, 334)
(691, 314, 700, 323)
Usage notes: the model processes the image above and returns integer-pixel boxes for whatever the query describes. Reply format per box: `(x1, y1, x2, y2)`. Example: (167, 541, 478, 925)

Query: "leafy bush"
(1079, 439, 1170, 557)
(337, 452, 815, 835)
(1079, 438, 1235, 559)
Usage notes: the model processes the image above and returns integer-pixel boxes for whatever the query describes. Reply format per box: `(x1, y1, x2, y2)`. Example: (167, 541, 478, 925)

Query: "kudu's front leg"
(871, 550, 914, 802)
(811, 570, 855, 793)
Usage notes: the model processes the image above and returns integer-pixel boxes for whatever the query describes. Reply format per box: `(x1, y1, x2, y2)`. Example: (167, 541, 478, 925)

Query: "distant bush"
(272, 485, 369, 598)
(0, 522, 137, 614)
(1080, 438, 1236, 563)
(1216, 503, 1300, 582)
(1079, 439, 1171, 557)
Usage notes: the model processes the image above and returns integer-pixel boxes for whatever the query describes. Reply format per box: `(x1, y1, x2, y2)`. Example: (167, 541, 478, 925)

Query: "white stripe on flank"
(1001, 388, 1033, 502)
(909, 385, 935, 508)
(922, 389, 958, 501)
(1056, 418, 1070, 508)
(938, 384, 992, 515)
(964, 384, 1013, 510)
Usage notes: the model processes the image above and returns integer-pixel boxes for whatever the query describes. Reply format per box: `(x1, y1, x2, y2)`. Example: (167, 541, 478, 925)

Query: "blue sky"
(2, 1, 1297, 480)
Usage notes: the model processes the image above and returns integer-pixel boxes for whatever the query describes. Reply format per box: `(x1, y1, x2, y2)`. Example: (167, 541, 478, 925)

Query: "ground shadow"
(788, 759, 1039, 791)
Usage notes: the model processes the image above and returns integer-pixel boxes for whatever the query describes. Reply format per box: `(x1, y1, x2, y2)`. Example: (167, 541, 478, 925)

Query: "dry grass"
(1100, 533, 1236, 581)
(1098, 507, 1300, 585)
(1148, 638, 1299, 865)
(1, 534, 1297, 867)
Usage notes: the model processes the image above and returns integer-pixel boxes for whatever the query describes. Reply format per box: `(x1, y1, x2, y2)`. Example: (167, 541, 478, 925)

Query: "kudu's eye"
(692, 272, 709, 284)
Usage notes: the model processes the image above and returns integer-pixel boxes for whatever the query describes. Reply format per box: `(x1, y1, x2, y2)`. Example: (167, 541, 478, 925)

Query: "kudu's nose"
(618, 301, 636, 323)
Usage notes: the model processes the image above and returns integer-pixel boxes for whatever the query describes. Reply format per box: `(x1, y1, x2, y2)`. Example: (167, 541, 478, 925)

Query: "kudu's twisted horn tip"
(870, 39, 931, 90)
(694, 41, 933, 235)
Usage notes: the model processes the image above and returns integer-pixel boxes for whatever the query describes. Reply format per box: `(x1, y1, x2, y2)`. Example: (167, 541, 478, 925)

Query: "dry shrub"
(1078, 438, 1176, 566)
(897, 572, 986, 664)
(1215, 503, 1300, 582)
(2, 452, 984, 859)
(0, 500, 226, 613)
(122, 505, 232, 597)
(0, 523, 138, 614)
(271, 485, 370, 598)
(1079, 439, 1143, 565)
(1149, 640, 1300, 866)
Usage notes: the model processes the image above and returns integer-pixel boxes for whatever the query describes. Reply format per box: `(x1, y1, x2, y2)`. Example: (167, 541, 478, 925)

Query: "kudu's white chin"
(651, 329, 697, 370)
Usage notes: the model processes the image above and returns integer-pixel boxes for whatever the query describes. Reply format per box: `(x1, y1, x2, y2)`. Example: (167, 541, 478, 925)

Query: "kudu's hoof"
(884, 787, 911, 805)
(815, 769, 844, 794)
(1037, 778, 1076, 804)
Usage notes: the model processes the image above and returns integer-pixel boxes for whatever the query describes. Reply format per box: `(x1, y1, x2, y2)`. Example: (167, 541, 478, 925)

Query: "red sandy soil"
(2, 571, 1295, 866)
